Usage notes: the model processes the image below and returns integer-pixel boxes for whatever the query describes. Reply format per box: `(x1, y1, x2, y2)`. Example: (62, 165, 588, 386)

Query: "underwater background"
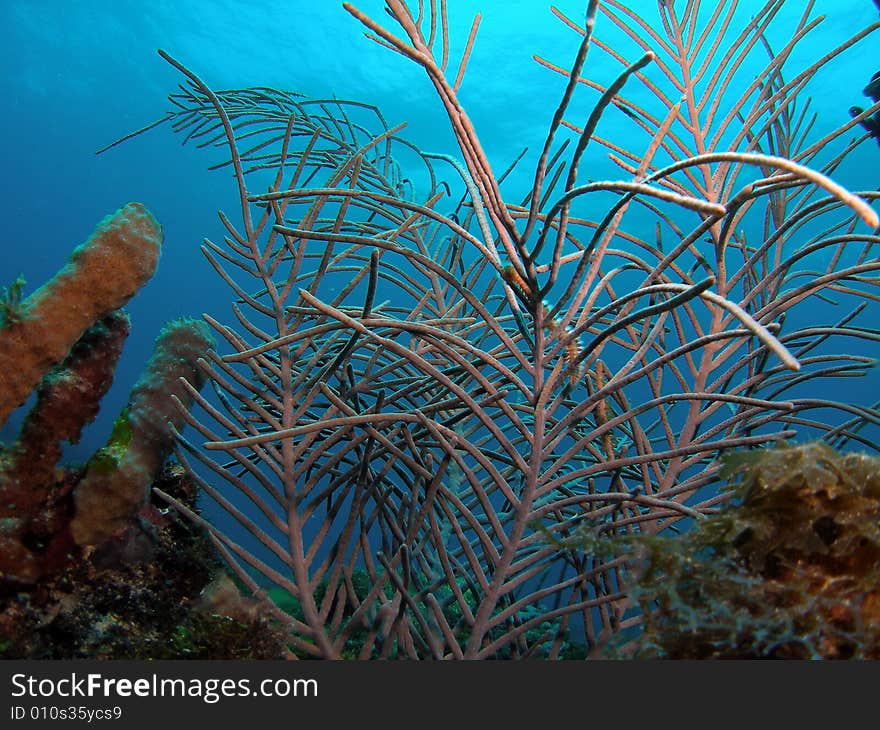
(2, 0, 880, 659)
(2, 0, 878, 460)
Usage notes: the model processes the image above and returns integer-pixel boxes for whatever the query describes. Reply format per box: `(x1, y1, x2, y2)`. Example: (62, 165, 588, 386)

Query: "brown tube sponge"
(71, 317, 215, 546)
(0, 202, 162, 427)
(1, 309, 130, 505)
(0, 310, 132, 584)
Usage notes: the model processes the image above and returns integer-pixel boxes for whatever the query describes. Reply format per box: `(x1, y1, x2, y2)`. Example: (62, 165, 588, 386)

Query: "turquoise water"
(1, 0, 878, 456)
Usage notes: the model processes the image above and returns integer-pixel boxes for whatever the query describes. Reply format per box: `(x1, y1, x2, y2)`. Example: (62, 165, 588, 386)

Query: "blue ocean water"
(1, 0, 878, 462)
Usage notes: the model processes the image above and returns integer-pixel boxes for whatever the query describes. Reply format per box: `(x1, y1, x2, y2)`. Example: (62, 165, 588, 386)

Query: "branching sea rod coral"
(110, 0, 880, 658)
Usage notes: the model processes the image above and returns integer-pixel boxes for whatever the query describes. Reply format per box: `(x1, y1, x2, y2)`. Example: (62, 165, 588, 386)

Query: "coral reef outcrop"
(600, 442, 880, 659)
(0, 466, 288, 659)
(0, 203, 274, 658)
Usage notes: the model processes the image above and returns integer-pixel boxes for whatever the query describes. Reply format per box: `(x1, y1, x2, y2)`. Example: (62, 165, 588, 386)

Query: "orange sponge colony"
(0, 202, 162, 428)
(70, 317, 215, 546)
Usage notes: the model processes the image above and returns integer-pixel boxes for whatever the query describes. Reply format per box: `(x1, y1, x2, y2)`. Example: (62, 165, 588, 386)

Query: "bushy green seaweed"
(83, 408, 133, 476)
(0, 275, 26, 327)
(557, 442, 880, 658)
